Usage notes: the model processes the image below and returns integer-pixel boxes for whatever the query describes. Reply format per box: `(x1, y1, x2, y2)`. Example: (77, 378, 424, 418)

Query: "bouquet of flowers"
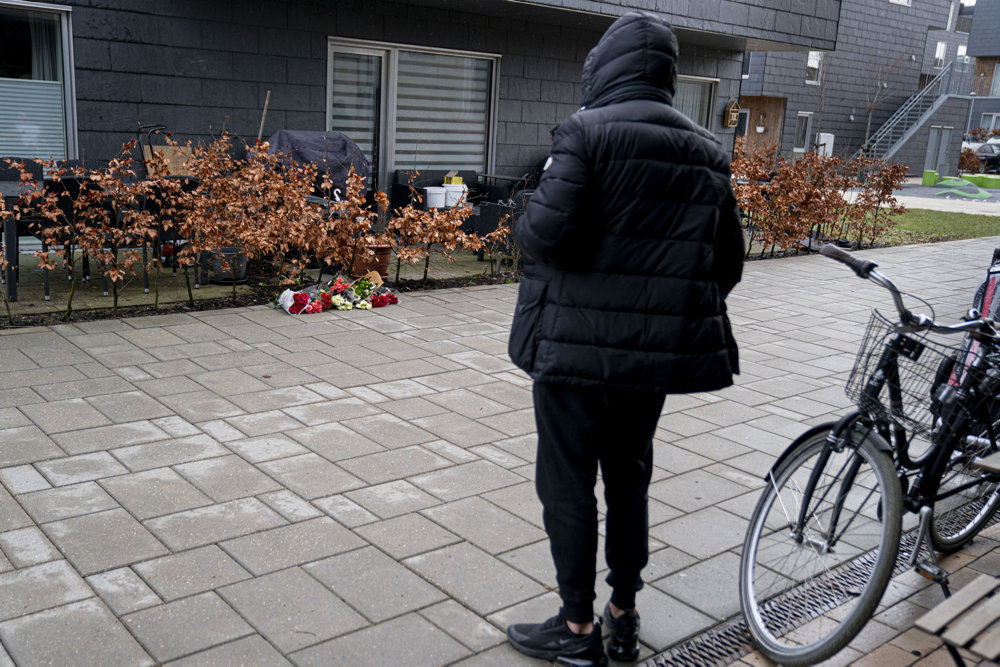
(276, 273, 399, 315)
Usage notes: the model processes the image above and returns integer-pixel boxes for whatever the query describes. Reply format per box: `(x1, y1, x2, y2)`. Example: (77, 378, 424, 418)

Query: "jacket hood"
(580, 12, 678, 109)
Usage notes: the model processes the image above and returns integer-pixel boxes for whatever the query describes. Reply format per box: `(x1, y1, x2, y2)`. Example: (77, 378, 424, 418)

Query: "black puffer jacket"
(508, 11, 744, 394)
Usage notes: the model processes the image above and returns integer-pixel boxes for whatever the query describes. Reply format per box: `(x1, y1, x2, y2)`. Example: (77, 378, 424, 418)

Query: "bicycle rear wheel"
(930, 416, 1000, 552)
(739, 423, 902, 666)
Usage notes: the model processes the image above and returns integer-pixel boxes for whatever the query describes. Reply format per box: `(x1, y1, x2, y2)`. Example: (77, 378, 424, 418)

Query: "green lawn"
(886, 208, 1000, 245)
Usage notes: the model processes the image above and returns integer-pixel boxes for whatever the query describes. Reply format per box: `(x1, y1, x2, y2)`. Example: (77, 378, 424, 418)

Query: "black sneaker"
(602, 602, 640, 662)
(507, 608, 608, 666)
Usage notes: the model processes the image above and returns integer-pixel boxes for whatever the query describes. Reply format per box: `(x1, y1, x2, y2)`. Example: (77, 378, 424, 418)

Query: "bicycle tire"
(739, 423, 902, 666)
(929, 411, 1000, 552)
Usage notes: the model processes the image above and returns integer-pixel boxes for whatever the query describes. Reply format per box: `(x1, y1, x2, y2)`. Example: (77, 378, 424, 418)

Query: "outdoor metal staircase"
(855, 62, 953, 161)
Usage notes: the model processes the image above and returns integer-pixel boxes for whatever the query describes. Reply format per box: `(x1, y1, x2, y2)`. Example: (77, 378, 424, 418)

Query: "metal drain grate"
(642, 507, 999, 667)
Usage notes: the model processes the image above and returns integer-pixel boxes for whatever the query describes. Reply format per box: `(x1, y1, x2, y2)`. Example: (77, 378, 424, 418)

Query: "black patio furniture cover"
(266, 130, 370, 194)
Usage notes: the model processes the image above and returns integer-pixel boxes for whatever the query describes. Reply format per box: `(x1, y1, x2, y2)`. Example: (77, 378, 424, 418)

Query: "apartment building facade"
(1, 0, 841, 189)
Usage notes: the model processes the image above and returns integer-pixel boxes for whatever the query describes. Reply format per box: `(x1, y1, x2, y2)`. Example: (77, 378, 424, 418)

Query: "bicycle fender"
(764, 422, 838, 481)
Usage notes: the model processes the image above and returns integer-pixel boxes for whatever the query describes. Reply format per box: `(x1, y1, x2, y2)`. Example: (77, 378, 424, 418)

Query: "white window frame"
(0, 0, 78, 158)
(806, 51, 823, 85)
(993, 64, 1000, 97)
(934, 41, 947, 69)
(674, 75, 717, 128)
(327, 36, 499, 191)
(982, 113, 1000, 133)
(888, 0, 911, 6)
(793, 111, 813, 152)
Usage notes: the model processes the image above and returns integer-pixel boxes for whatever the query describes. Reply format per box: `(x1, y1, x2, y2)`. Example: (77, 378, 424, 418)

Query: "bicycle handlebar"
(819, 244, 1000, 339)
(819, 243, 878, 278)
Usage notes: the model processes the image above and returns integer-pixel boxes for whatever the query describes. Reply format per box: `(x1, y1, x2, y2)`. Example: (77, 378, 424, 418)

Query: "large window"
(675, 77, 716, 128)
(983, 113, 1000, 133)
(793, 112, 813, 152)
(328, 38, 498, 190)
(0, 1, 76, 159)
(934, 41, 947, 69)
(993, 64, 1000, 97)
(806, 52, 823, 85)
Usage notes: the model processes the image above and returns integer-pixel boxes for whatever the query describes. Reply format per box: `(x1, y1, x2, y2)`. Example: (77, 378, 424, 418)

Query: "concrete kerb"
(0, 237, 999, 665)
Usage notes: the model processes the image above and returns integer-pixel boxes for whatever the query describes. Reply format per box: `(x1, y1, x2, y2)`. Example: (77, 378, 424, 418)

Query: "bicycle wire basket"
(845, 309, 984, 435)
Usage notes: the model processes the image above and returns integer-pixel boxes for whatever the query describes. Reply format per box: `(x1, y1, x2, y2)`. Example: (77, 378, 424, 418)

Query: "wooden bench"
(915, 573, 1000, 664)
(913, 451, 1000, 664)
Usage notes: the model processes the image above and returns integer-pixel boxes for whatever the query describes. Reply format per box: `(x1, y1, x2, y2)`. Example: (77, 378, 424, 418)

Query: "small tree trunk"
(64, 275, 76, 322)
(394, 255, 402, 285)
(184, 264, 194, 307)
(2, 293, 12, 327)
(423, 243, 432, 282)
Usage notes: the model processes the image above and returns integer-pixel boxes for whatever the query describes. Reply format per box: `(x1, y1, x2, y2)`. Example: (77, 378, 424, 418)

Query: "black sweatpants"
(533, 380, 666, 624)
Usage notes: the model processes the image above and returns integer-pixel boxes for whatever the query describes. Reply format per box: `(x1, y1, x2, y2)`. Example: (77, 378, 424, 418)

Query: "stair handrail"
(859, 62, 952, 159)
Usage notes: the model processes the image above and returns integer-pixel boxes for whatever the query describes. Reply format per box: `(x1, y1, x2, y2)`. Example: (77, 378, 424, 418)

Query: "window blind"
(675, 79, 713, 128)
(0, 78, 65, 159)
(393, 51, 491, 172)
(329, 52, 381, 166)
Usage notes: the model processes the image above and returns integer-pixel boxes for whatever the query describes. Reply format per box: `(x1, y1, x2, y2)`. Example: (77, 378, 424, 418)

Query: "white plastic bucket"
(425, 186, 446, 209)
(444, 184, 468, 207)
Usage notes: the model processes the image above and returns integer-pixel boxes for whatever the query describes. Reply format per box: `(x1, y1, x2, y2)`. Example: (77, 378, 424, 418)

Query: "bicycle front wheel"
(739, 424, 902, 666)
(930, 418, 1000, 552)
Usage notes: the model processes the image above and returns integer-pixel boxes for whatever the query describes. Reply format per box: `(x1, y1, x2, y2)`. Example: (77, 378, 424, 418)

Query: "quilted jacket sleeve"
(713, 186, 745, 299)
(514, 115, 593, 268)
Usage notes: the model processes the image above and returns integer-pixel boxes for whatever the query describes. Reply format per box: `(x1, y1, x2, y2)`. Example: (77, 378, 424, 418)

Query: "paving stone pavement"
(1, 237, 1000, 666)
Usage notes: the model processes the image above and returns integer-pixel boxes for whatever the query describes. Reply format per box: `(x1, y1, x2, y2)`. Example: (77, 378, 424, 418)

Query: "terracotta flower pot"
(350, 244, 391, 279)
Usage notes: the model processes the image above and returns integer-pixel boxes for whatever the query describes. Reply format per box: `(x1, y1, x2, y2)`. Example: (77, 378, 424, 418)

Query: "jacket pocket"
(508, 276, 547, 372)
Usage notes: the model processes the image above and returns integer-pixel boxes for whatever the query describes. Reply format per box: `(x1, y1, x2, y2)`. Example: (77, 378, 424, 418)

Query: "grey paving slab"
(35, 376, 133, 401)
(0, 488, 32, 533)
(168, 634, 291, 666)
(412, 412, 506, 447)
(419, 599, 507, 652)
(144, 498, 287, 551)
(281, 397, 380, 426)
(86, 567, 162, 615)
(405, 542, 545, 616)
(284, 421, 385, 460)
(123, 592, 254, 663)
(52, 421, 173, 454)
(0, 599, 153, 666)
(257, 453, 364, 499)
(0, 465, 50, 494)
(311, 494, 380, 527)
(291, 612, 469, 666)
(0, 527, 60, 567)
(173, 454, 282, 502)
(338, 412, 436, 448)
(354, 513, 461, 560)
(0, 560, 93, 622)
(305, 546, 447, 622)
(257, 490, 322, 522)
(133, 545, 251, 601)
(2, 239, 998, 666)
(218, 567, 367, 653)
(410, 460, 525, 501)
(35, 452, 128, 487)
(421, 497, 546, 554)
(220, 517, 364, 575)
(158, 390, 245, 422)
(345, 479, 441, 519)
(42, 508, 169, 575)
(17, 482, 119, 523)
(338, 445, 452, 484)
(0, 426, 64, 466)
(112, 435, 229, 472)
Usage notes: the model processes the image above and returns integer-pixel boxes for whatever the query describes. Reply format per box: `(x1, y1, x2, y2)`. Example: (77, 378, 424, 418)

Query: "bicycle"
(738, 243, 1000, 666)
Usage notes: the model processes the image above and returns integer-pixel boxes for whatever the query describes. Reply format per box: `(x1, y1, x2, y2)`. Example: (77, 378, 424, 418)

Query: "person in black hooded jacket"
(505, 11, 744, 666)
